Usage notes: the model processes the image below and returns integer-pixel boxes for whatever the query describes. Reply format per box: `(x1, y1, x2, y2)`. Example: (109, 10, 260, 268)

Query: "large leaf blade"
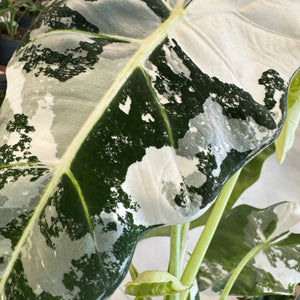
(0, 0, 300, 298)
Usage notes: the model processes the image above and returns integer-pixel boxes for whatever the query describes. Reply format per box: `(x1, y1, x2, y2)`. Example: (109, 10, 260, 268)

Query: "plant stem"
(180, 223, 190, 260)
(167, 223, 190, 300)
(179, 170, 241, 300)
(167, 224, 183, 300)
(219, 243, 268, 299)
(169, 224, 183, 279)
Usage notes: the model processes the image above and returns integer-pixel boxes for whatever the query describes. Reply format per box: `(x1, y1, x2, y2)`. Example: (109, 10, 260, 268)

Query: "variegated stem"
(179, 170, 241, 300)
(219, 243, 268, 299)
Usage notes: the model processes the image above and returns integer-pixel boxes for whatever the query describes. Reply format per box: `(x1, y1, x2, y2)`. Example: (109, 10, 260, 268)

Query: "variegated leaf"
(0, 0, 299, 299)
(197, 202, 300, 296)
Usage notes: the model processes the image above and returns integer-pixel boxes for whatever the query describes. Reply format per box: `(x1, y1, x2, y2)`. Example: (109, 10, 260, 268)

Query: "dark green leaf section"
(197, 203, 300, 296)
(19, 38, 121, 82)
(196, 149, 252, 208)
(146, 38, 286, 208)
(28, 0, 99, 34)
(0, 212, 33, 250)
(192, 143, 275, 224)
(0, 114, 48, 188)
(1, 114, 36, 165)
(148, 39, 280, 140)
(64, 68, 173, 298)
(39, 175, 92, 249)
(140, 0, 170, 21)
(71, 68, 171, 215)
(37, 174, 139, 300)
(259, 70, 286, 110)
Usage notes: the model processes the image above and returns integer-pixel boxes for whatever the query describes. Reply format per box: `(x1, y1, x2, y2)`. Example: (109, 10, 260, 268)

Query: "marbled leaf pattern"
(0, 0, 299, 299)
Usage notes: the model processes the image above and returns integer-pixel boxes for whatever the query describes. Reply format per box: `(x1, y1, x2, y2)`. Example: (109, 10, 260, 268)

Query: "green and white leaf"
(276, 70, 300, 163)
(125, 270, 190, 297)
(197, 202, 300, 296)
(142, 143, 275, 239)
(0, 0, 300, 299)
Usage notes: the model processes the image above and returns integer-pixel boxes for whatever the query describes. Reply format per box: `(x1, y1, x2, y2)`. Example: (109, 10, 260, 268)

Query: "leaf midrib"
(0, 1, 186, 294)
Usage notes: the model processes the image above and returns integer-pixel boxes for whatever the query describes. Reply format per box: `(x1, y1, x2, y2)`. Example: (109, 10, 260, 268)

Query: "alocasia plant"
(0, 0, 299, 299)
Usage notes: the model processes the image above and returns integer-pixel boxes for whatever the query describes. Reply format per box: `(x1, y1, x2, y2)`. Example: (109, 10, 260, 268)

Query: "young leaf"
(0, 0, 300, 299)
(125, 270, 190, 297)
(276, 70, 300, 163)
(197, 202, 300, 296)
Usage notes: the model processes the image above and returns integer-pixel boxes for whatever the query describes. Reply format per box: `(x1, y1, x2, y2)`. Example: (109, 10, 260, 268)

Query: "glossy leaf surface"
(142, 143, 275, 239)
(197, 202, 300, 296)
(0, 0, 300, 299)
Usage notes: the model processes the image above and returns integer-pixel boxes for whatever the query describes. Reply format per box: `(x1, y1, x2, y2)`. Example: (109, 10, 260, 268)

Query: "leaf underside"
(0, 0, 299, 299)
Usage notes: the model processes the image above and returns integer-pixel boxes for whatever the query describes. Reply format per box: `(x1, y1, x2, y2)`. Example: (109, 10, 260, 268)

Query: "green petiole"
(179, 170, 241, 300)
(219, 243, 268, 299)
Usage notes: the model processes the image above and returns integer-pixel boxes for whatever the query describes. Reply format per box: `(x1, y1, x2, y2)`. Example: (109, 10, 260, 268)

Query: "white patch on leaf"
(33, 34, 94, 56)
(163, 43, 191, 79)
(1, 175, 50, 209)
(142, 113, 155, 122)
(287, 259, 298, 268)
(6, 63, 26, 114)
(29, 93, 59, 164)
(177, 97, 272, 177)
(119, 96, 132, 115)
(122, 146, 205, 226)
(268, 202, 300, 242)
(253, 249, 300, 290)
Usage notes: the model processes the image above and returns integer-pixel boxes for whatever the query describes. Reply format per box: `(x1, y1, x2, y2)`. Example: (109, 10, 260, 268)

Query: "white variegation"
(177, 97, 275, 177)
(29, 93, 59, 165)
(198, 202, 300, 296)
(253, 248, 300, 291)
(5, 64, 26, 115)
(141, 113, 155, 122)
(21, 205, 95, 299)
(0, 0, 299, 298)
(122, 146, 208, 225)
(268, 202, 300, 242)
(66, 0, 162, 40)
(119, 96, 132, 115)
(180, 0, 300, 103)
